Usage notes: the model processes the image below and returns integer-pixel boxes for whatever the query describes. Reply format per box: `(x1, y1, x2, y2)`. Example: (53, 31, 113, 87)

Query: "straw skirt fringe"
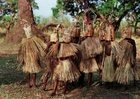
(102, 41, 123, 82)
(80, 36, 103, 59)
(58, 43, 79, 58)
(79, 58, 99, 73)
(115, 62, 139, 84)
(18, 36, 47, 73)
(102, 55, 115, 82)
(114, 39, 139, 84)
(79, 36, 102, 73)
(53, 59, 81, 82)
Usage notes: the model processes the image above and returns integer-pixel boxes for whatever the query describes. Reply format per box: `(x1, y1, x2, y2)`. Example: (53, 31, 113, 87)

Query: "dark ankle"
(27, 84, 32, 88)
(40, 86, 46, 91)
(50, 91, 56, 96)
(32, 85, 37, 89)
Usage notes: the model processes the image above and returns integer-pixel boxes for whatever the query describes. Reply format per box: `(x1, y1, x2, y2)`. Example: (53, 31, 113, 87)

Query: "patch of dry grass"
(0, 37, 4, 44)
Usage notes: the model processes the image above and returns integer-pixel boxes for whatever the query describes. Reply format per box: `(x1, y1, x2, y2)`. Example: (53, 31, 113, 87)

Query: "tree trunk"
(4, 0, 43, 44)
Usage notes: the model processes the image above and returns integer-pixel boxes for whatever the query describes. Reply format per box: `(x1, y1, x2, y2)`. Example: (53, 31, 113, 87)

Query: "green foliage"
(53, 0, 138, 21)
(0, 0, 39, 29)
(52, 8, 59, 18)
(51, 0, 140, 36)
(51, 0, 66, 18)
(3, 16, 11, 22)
(30, 0, 39, 10)
(34, 15, 41, 24)
(97, 0, 115, 14)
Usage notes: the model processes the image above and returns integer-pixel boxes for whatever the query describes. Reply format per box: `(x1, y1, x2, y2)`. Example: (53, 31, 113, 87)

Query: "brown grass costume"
(79, 36, 103, 73)
(53, 42, 81, 82)
(101, 22, 123, 83)
(18, 36, 46, 73)
(40, 28, 60, 90)
(78, 27, 103, 87)
(18, 23, 47, 88)
(114, 22, 139, 85)
(102, 41, 123, 82)
(49, 33, 81, 96)
(114, 38, 139, 84)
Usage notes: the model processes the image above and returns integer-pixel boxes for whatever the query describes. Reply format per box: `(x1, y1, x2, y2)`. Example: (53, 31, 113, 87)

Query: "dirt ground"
(0, 53, 140, 99)
(0, 44, 140, 99)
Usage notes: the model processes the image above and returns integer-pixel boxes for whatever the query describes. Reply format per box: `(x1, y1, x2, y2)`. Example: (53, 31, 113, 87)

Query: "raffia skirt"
(114, 62, 139, 84)
(22, 54, 42, 73)
(102, 56, 115, 82)
(19, 36, 46, 73)
(79, 58, 99, 73)
(41, 58, 53, 81)
(53, 59, 81, 82)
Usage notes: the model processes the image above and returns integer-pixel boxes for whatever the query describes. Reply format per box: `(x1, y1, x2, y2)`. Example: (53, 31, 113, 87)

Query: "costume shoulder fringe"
(47, 42, 59, 58)
(111, 41, 124, 65)
(32, 36, 47, 57)
(58, 43, 79, 58)
(18, 36, 46, 63)
(81, 37, 103, 59)
(119, 39, 135, 65)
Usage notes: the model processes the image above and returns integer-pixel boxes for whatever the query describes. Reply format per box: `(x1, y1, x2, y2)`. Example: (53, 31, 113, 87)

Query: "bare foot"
(50, 91, 56, 96)
(62, 89, 69, 95)
(27, 85, 32, 89)
(25, 85, 32, 91)
(32, 85, 37, 89)
(40, 86, 46, 91)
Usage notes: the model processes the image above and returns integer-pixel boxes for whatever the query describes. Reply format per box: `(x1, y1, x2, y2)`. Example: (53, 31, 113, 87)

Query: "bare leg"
(87, 73, 92, 87)
(42, 76, 48, 90)
(62, 81, 68, 94)
(50, 80, 58, 96)
(99, 70, 102, 85)
(78, 72, 85, 88)
(26, 72, 31, 88)
(32, 73, 37, 88)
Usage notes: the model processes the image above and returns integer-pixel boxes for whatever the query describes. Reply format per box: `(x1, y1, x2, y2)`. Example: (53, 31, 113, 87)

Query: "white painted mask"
(23, 24, 33, 38)
(62, 29, 71, 43)
(50, 33, 58, 42)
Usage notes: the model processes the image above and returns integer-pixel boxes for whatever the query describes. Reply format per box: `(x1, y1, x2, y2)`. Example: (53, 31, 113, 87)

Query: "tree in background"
(0, 0, 18, 34)
(0, 0, 42, 45)
(52, 0, 140, 35)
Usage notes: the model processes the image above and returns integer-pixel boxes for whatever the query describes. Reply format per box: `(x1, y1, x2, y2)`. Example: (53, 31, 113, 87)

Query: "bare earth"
(0, 50, 140, 99)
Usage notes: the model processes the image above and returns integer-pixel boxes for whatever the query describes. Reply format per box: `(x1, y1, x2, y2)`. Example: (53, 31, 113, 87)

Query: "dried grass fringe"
(18, 36, 47, 73)
(81, 36, 103, 59)
(58, 43, 80, 58)
(114, 39, 139, 84)
(47, 42, 59, 58)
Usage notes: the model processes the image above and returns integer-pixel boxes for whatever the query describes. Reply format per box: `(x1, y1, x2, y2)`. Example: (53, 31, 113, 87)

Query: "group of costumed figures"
(18, 11, 139, 96)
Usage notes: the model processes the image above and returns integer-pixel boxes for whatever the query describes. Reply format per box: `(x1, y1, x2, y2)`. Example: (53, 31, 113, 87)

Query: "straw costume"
(50, 30, 81, 96)
(78, 14, 103, 87)
(101, 22, 123, 88)
(41, 26, 60, 91)
(69, 18, 82, 74)
(18, 22, 47, 88)
(97, 22, 106, 85)
(114, 23, 139, 85)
